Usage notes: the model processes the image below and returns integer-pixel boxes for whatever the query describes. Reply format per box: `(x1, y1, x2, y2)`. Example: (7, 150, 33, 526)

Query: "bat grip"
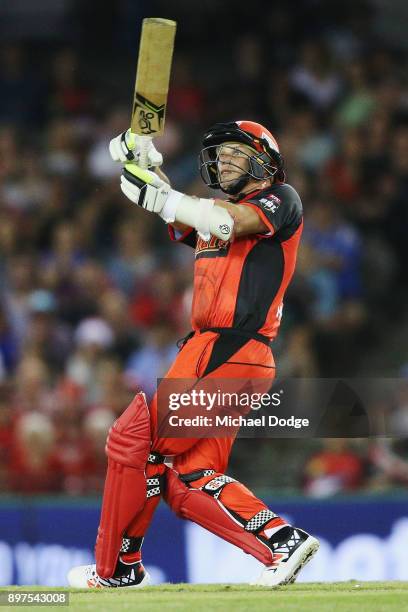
(138, 135, 152, 169)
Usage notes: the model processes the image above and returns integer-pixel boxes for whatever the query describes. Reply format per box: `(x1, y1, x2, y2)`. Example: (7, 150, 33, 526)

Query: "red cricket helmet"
(198, 120, 285, 195)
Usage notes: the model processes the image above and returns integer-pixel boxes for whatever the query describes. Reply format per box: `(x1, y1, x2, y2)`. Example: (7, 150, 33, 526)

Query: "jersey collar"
(228, 188, 262, 203)
(228, 181, 285, 203)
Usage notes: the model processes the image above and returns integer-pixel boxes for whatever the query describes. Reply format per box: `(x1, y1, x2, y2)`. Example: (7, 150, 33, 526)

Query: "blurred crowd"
(0, 0, 408, 495)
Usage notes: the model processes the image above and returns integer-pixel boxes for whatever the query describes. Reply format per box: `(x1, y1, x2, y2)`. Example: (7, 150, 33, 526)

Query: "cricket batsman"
(68, 120, 319, 588)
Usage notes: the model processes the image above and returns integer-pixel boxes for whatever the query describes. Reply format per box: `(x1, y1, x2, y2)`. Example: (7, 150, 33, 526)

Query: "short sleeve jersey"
(169, 183, 303, 340)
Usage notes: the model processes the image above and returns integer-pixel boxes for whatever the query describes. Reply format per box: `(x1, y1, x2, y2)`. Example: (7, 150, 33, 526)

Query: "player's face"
(216, 143, 252, 190)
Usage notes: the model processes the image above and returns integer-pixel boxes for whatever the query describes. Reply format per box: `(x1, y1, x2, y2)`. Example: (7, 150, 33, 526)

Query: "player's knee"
(105, 392, 151, 469)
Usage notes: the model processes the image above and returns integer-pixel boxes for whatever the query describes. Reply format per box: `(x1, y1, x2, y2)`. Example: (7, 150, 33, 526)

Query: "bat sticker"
(133, 93, 165, 135)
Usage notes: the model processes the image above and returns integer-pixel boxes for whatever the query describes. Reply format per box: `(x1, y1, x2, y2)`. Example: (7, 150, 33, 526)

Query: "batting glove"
(120, 164, 171, 214)
(120, 164, 235, 241)
(109, 129, 163, 167)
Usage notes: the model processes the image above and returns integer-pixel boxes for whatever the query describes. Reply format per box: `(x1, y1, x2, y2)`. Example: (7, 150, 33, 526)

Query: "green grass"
(1, 582, 408, 611)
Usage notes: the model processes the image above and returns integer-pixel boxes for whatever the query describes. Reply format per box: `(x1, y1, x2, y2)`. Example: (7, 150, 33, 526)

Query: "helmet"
(198, 120, 284, 195)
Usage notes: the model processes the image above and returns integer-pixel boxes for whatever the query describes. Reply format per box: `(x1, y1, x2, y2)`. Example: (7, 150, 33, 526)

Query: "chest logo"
(195, 235, 230, 259)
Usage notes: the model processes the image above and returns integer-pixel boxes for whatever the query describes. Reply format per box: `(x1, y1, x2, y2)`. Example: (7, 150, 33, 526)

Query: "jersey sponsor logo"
(195, 235, 230, 260)
(259, 193, 281, 214)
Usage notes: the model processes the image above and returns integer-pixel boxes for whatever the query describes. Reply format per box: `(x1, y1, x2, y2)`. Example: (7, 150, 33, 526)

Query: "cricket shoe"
(252, 526, 319, 587)
(67, 558, 151, 588)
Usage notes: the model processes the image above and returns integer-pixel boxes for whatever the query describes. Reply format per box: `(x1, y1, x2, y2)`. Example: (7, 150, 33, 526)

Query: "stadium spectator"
(125, 321, 179, 401)
(66, 317, 114, 403)
(23, 290, 72, 375)
(106, 220, 156, 297)
(302, 439, 367, 496)
(8, 412, 61, 493)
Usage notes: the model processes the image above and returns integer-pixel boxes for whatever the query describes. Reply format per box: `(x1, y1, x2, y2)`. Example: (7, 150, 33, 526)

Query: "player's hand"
(120, 163, 171, 214)
(109, 129, 163, 166)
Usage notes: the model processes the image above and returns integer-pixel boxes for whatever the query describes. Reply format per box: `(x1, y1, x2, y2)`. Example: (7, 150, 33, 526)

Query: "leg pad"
(95, 393, 151, 578)
(164, 469, 274, 566)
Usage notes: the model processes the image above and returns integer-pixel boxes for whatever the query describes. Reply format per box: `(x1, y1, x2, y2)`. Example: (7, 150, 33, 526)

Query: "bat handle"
(138, 135, 152, 169)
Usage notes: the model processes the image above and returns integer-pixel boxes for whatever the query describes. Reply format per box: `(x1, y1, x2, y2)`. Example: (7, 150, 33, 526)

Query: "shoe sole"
(253, 536, 320, 587)
(67, 567, 151, 589)
(286, 538, 319, 584)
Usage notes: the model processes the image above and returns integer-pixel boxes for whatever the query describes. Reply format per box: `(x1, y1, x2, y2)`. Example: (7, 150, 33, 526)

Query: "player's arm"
(214, 200, 268, 237)
(154, 170, 268, 238)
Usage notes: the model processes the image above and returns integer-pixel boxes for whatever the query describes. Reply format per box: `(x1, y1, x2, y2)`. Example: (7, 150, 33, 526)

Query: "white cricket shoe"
(252, 526, 319, 587)
(67, 559, 151, 589)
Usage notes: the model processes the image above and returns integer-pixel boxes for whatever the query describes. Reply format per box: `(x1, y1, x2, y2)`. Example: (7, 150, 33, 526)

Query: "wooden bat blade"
(131, 18, 177, 137)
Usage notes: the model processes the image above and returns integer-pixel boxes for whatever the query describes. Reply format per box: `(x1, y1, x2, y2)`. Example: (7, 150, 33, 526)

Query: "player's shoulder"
(258, 183, 303, 214)
(244, 182, 303, 223)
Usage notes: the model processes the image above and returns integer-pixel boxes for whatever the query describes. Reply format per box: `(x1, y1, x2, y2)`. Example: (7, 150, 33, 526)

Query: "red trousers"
(126, 330, 277, 537)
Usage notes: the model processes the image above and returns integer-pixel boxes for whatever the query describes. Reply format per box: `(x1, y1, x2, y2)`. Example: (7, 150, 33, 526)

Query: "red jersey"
(169, 183, 303, 340)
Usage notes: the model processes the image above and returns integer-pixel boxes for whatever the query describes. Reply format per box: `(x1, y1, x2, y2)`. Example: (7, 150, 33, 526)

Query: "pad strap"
(146, 475, 162, 498)
(148, 452, 165, 464)
(120, 535, 143, 554)
(201, 475, 236, 500)
(179, 469, 216, 484)
(245, 509, 278, 533)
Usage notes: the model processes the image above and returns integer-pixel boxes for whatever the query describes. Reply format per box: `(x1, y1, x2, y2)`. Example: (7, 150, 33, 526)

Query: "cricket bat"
(131, 17, 177, 167)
